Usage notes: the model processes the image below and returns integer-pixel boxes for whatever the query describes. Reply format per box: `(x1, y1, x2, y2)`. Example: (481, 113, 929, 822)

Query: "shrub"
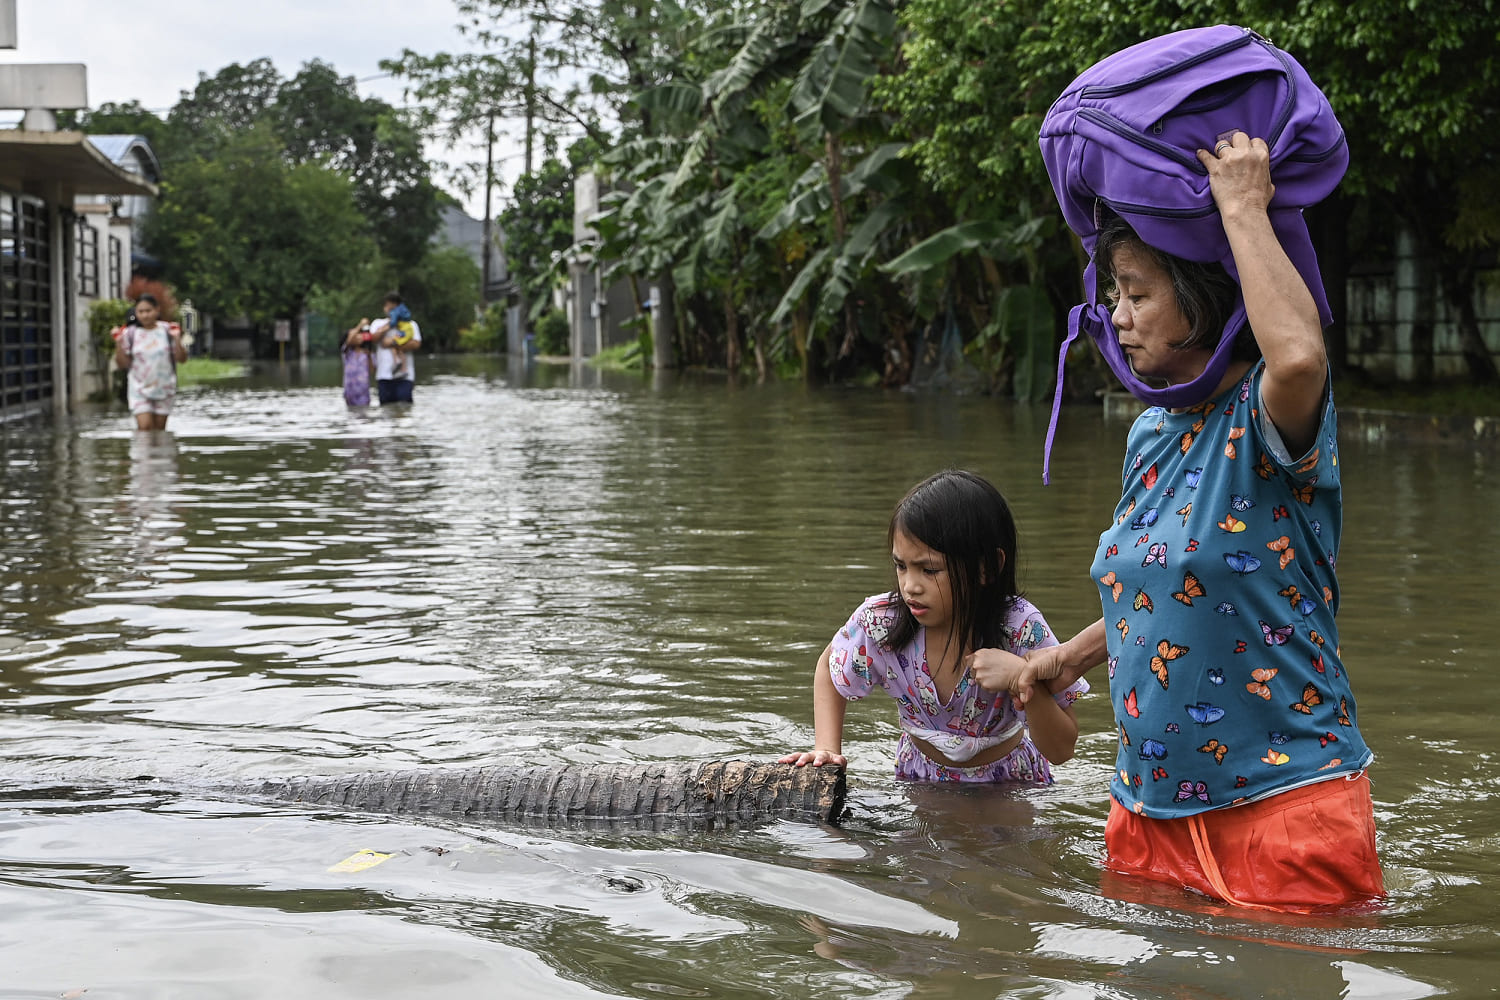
(458, 301, 507, 352)
(535, 309, 569, 356)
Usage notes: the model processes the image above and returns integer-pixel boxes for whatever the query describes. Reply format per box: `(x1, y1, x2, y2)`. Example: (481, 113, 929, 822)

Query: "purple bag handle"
(1041, 299, 1247, 484)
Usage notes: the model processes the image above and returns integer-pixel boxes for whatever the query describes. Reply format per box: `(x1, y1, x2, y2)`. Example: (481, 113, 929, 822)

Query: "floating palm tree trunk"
(231, 760, 847, 829)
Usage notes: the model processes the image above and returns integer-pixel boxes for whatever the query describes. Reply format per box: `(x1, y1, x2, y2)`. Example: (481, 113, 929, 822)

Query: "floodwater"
(1, 355, 1496, 998)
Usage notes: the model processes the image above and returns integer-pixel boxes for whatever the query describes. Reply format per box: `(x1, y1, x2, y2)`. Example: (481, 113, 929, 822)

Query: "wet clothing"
(828, 594, 1088, 783)
(122, 324, 178, 417)
(373, 318, 419, 383)
(1104, 770, 1383, 910)
(342, 342, 371, 406)
(1091, 362, 1373, 818)
(377, 378, 413, 405)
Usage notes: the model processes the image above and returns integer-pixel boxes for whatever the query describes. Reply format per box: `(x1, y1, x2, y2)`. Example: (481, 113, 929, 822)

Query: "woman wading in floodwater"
(977, 27, 1383, 912)
(114, 293, 187, 431)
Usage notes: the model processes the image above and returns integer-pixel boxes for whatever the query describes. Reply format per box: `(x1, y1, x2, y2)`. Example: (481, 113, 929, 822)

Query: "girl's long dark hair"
(883, 469, 1021, 654)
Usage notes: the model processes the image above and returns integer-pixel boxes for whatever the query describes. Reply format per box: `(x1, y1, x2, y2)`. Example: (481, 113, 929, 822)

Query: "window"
(76, 217, 99, 298)
(108, 235, 123, 299)
(1, 192, 55, 417)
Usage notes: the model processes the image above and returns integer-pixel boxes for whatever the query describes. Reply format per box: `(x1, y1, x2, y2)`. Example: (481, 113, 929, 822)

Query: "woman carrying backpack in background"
(114, 293, 187, 431)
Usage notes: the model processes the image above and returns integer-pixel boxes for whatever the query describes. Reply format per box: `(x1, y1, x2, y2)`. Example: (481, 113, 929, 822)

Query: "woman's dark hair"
(134, 293, 159, 308)
(1095, 214, 1257, 360)
(883, 469, 1021, 655)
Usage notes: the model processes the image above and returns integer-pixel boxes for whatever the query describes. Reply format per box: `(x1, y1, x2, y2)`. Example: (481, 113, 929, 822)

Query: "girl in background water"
(114, 293, 186, 431)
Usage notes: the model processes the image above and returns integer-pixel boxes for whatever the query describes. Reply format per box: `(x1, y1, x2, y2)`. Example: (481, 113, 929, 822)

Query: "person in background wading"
(373, 292, 421, 405)
(342, 317, 375, 406)
(113, 293, 187, 431)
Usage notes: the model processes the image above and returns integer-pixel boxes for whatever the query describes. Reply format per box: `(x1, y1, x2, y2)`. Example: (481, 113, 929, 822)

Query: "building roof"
(0, 129, 158, 198)
(87, 133, 162, 181)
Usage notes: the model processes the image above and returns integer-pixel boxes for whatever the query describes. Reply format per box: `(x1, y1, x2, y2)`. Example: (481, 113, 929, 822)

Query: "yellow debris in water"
(327, 849, 394, 874)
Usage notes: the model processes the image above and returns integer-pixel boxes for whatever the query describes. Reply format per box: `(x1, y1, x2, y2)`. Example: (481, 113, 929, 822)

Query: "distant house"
(437, 203, 509, 294)
(78, 133, 161, 249)
(566, 171, 636, 360)
(436, 202, 524, 352)
(69, 133, 165, 375)
(0, 1, 159, 419)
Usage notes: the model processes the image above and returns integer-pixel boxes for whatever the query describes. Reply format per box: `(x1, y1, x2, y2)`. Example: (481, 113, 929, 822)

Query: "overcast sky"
(0, 0, 531, 216)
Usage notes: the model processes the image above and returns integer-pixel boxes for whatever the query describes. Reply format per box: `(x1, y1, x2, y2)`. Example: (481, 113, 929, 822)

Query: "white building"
(0, 2, 158, 419)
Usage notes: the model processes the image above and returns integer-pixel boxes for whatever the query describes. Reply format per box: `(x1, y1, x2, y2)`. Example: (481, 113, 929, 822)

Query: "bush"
(401, 244, 483, 351)
(86, 299, 132, 402)
(535, 309, 569, 356)
(87, 299, 132, 356)
(458, 301, 507, 352)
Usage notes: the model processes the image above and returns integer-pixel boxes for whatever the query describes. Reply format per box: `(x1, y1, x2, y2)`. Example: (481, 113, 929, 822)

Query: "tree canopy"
(74, 58, 474, 350)
(78, 0, 1500, 381)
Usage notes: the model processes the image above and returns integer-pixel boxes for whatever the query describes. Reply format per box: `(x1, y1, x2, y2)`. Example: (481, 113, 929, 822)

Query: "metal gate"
(0, 191, 53, 419)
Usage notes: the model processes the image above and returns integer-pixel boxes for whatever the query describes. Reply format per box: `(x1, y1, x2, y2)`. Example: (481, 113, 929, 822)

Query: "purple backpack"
(1037, 25, 1347, 480)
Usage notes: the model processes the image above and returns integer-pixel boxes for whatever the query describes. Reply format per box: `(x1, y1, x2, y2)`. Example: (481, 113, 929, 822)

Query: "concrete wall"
(1345, 224, 1500, 380)
(566, 171, 640, 360)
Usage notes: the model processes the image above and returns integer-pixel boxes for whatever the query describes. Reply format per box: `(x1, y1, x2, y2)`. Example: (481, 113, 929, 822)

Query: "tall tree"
(144, 126, 373, 330)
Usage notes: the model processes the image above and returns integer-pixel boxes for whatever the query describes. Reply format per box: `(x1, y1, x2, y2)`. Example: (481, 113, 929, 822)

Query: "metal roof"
(0, 130, 158, 198)
(84, 133, 162, 180)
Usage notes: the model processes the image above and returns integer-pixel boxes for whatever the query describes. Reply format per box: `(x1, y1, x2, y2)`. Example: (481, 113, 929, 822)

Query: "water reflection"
(121, 430, 181, 583)
(0, 356, 1489, 998)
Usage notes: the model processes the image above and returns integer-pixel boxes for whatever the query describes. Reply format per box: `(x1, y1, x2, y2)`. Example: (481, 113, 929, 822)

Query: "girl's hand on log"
(778, 749, 846, 768)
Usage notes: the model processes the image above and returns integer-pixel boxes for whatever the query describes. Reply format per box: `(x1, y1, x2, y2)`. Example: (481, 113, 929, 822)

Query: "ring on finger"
(1214, 140, 1232, 156)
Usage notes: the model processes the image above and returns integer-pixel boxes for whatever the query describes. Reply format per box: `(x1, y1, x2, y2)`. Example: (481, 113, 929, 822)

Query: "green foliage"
(400, 243, 484, 352)
(177, 358, 248, 385)
(459, 302, 508, 352)
(86, 299, 132, 400)
(308, 255, 400, 353)
(274, 60, 442, 269)
(535, 309, 569, 355)
(500, 157, 577, 309)
(87, 299, 132, 356)
(145, 126, 374, 324)
(68, 101, 173, 152)
(588, 341, 644, 372)
(74, 57, 444, 328)
(181, 0, 1495, 389)
(969, 284, 1055, 401)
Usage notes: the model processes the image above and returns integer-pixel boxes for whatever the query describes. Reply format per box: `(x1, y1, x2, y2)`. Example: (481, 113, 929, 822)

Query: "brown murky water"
(0, 355, 1494, 998)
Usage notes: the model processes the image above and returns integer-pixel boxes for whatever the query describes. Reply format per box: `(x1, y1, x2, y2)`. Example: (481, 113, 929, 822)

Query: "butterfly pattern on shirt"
(1090, 365, 1372, 819)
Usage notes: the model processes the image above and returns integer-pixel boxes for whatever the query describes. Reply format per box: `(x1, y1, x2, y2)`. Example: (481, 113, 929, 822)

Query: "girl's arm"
(1006, 617, 1108, 708)
(1199, 132, 1326, 455)
(113, 329, 130, 371)
(169, 328, 187, 364)
(1019, 677, 1079, 764)
(779, 643, 848, 767)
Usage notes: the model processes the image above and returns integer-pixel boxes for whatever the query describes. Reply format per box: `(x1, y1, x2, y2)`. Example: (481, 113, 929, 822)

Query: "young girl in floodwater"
(780, 469, 1087, 783)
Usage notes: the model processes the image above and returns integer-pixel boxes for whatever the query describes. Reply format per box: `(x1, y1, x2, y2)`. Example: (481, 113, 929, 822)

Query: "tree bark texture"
(229, 760, 847, 830)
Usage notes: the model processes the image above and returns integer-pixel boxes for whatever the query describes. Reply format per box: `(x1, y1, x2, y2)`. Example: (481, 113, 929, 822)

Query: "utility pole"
(481, 112, 495, 303)
(524, 33, 536, 177)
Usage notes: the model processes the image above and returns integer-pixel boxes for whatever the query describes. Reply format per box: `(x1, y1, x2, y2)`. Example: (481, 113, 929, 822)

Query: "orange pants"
(1104, 772, 1384, 912)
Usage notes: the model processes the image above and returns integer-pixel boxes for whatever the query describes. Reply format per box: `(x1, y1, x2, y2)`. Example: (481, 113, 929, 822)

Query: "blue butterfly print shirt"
(1089, 364, 1373, 818)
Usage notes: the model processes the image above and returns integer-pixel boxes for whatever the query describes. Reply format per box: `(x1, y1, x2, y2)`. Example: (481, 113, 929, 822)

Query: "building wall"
(68, 203, 132, 404)
(1344, 225, 1500, 380)
(0, 188, 57, 421)
(566, 172, 639, 359)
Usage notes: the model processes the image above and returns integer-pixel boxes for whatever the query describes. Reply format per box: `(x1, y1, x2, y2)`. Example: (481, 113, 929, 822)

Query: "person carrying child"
(382, 293, 419, 380)
(780, 469, 1087, 783)
(373, 292, 421, 404)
